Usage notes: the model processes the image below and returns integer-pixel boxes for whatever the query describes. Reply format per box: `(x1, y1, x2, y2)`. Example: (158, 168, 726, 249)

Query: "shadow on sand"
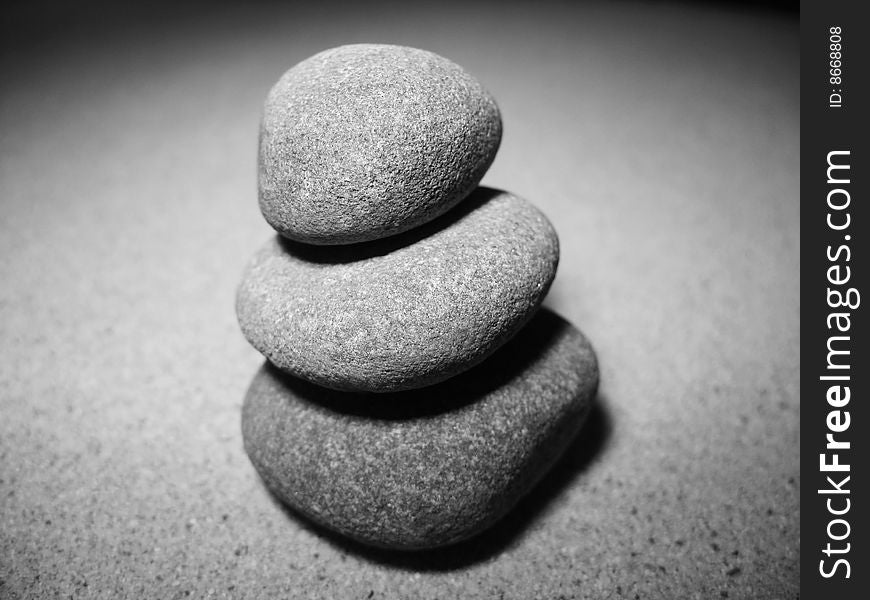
(262, 391, 612, 571)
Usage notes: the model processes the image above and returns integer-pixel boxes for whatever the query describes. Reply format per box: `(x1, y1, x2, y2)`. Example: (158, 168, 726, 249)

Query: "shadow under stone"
(248, 306, 612, 568)
(264, 396, 612, 571)
(263, 306, 576, 420)
(276, 186, 501, 264)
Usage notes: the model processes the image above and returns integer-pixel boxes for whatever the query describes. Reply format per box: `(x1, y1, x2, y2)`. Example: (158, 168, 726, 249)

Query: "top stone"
(258, 44, 502, 245)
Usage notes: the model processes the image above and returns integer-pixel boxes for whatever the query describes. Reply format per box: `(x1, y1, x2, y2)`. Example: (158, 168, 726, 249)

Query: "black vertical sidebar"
(801, 1, 866, 598)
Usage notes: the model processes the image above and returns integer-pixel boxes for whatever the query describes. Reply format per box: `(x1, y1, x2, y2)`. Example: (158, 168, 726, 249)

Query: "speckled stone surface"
(259, 43, 502, 245)
(242, 309, 599, 550)
(1, 2, 798, 598)
(236, 188, 559, 392)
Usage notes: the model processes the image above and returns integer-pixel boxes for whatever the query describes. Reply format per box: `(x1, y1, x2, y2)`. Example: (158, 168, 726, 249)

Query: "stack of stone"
(236, 44, 599, 550)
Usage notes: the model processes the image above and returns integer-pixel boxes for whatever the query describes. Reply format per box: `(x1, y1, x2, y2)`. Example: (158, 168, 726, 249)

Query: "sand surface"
(1, 2, 798, 598)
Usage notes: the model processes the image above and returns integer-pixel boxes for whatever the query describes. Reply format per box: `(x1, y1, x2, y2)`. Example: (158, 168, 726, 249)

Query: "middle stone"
(236, 188, 559, 393)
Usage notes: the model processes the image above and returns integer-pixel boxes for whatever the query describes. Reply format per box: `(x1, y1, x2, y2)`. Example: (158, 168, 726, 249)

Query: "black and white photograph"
(0, 0, 844, 598)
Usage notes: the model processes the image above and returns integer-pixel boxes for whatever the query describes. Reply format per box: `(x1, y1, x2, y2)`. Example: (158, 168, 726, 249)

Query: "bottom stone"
(241, 309, 599, 550)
